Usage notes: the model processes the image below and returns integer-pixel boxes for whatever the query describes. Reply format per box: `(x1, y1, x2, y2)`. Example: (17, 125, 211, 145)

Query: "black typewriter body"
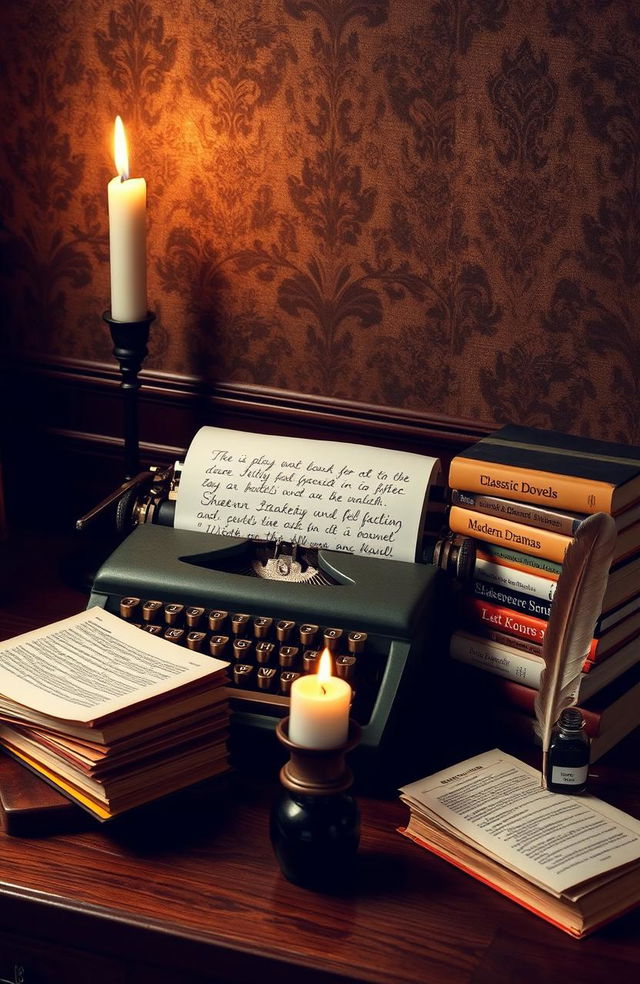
(87, 524, 451, 790)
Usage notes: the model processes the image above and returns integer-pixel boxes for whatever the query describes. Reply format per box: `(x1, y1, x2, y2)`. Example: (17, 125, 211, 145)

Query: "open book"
(399, 749, 640, 938)
(0, 608, 230, 820)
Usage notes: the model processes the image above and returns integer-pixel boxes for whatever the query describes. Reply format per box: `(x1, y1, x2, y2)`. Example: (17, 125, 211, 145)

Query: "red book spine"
(465, 598, 598, 658)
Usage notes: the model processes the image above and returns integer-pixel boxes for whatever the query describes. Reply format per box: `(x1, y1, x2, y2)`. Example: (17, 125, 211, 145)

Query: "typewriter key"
(208, 610, 229, 631)
(185, 606, 205, 628)
(142, 600, 163, 622)
(232, 638, 253, 659)
(299, 624, 319, 645)
(276, 619, 295, 642)
(231, 613, 251, 635)
(164, 603, 184, 625)
(257, 666, 278, 691)
(303, 650, 320, 672)
(119, 597, 140, 619)
(255, 641, 275, 664)
(142, 624, 163, 635)
(335, 654, 357, 682)
(209, 634, 230, 656)
(323, 627, 343, 650)
(186, 630, 206, 651)
(279, 670, 300, 696)
(347, 631, 367, 653)
(233, 663, 254, 686)
(164, 627, 185, 643)
(278, 645, 299, 668)
(253, 616, 273, 638)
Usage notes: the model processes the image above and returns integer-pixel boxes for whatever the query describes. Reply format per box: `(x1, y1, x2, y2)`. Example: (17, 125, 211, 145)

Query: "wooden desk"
(1, 531, 639, 984)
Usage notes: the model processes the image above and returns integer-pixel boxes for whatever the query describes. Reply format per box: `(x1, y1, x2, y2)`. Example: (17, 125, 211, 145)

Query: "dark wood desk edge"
(0, 880, 367, 984)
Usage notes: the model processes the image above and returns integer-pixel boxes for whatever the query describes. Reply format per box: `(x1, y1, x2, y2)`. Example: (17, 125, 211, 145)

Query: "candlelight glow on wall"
(108, 115, 147, 323)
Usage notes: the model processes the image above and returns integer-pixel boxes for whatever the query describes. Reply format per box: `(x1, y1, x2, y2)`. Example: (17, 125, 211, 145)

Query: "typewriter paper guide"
(174, 427, 441, 563)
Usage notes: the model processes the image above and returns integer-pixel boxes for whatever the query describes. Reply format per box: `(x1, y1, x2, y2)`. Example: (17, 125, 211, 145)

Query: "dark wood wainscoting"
(2, 356, 488, 532)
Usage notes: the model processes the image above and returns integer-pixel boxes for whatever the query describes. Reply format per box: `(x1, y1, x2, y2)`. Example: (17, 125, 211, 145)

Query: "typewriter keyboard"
(117, 596, 383, 725)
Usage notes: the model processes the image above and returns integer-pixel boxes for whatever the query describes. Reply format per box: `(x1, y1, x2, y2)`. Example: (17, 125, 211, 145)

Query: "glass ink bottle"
(546, 708, 590, 794)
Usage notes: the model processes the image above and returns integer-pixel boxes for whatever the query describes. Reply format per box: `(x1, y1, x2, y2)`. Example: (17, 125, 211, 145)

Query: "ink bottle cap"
(546, 707, 590, 795)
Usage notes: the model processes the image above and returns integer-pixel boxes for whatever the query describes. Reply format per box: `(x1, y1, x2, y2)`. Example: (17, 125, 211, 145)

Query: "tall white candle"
(108, 116, 147, 322)
(289, 649, 351, 749)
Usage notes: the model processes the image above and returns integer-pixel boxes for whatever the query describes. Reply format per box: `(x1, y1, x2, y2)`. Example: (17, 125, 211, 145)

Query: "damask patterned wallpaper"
(1, 1, 638, 442)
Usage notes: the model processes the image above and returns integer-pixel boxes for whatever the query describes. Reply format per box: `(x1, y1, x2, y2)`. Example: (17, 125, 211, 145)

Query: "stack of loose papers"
(399, 749, 640, 938)
(0, 608, 230, 821)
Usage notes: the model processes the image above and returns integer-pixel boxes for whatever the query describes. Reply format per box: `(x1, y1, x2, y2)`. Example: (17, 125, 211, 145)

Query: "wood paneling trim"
(4, 355, 492, 530)
(10, 355, 491, 459)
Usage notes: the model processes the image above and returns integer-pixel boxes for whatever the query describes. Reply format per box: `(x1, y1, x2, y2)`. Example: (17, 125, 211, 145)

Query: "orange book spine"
(449, 506, 572, 563)
(449, 458, 615, 514)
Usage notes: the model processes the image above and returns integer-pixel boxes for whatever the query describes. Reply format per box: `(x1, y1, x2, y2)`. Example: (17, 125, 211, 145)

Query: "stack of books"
(445, 424, 640, 760)
(0, 608, 231, 820)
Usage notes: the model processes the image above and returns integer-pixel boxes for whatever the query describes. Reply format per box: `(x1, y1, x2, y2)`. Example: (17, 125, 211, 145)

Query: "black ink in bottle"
(546, 707, 590, 794)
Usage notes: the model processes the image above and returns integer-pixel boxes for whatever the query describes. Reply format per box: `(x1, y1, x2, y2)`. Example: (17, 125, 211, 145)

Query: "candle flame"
(114, 115, 129, 180)
(317, 647, 333, 684)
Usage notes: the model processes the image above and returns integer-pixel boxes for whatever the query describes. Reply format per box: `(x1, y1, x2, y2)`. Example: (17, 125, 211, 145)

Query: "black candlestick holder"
(269, 717, 361, 890)
(103, 310, 155, 480)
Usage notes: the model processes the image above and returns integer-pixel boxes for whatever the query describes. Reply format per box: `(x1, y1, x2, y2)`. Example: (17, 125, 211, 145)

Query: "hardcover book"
(463, 597, 640, 659)
(449, 505, 638, 565)
(0, 608, 231, 820)
(448, 425, 640, 516)
(399, 750, 640, 938)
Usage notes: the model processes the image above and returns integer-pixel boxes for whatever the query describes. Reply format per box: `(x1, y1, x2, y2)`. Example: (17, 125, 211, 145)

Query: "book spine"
(465, 597, 548, 644)
(449, 457, 615, 514)
(450, 489, 585, 535)
(450, 630, 593, 687)
(474, 558, 558, 603)
(472, 580, 553, 620)
(466, 598, 599, 659)
(475, 544, 561, 580)
(449, 506, 572, 563)
(449, 630, 544, 686)
(475, 626, 544, 657)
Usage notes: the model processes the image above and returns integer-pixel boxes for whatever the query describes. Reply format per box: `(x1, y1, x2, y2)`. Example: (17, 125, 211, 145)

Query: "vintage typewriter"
(81, 462, 473, 788)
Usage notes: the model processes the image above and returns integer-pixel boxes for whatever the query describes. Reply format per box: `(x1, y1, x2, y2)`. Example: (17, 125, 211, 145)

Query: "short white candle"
(108, 116, 147, 322)
(288, 648, 351, 749)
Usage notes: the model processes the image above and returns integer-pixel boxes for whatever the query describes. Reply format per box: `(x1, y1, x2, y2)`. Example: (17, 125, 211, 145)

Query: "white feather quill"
(534, 511, 617, 785)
